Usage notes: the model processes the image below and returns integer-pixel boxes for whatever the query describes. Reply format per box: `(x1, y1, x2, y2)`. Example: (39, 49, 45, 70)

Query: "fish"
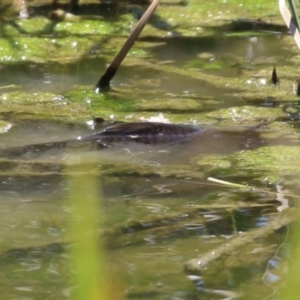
(81, 122, 206, 147)
(0, 122, 207, 159)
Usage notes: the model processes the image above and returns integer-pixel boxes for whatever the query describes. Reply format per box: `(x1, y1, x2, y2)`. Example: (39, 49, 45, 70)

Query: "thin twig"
(95, 0, 161, 92)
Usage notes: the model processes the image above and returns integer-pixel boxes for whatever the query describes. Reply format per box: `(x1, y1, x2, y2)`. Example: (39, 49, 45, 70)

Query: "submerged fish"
(81, 122, 205, 147)
(0, 122, 206, 159)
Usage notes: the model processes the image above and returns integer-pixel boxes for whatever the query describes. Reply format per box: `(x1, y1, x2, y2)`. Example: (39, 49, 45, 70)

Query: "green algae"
(0, 156, 205, 181)
(0, 0, 293, 127)
(0, 0, 286, 64)
(195, 145, 300, 185)
(185, 209, 295, 288)
(0, 1, 297, 142)
(0, 86, 212, 124)
(0, 87, 292, 131)
(206, 105, 285, 121)
(259, 121, 300, 140)
(0, 2, 299, 300)
(0, 91, 89, 121)
(65, 88, 138, 112)
(4, 142, 300, 189)
(64, 84, 210, 122)
(0, 34, 96, 63)
(52, 17, 122, 36)
(0, 22, 138, 65)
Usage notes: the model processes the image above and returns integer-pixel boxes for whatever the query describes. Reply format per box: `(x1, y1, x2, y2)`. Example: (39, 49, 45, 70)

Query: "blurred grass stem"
(67, 163, 108, 300)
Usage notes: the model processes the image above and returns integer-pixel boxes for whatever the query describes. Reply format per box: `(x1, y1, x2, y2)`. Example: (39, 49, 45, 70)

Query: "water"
(0, 2, 297, 299)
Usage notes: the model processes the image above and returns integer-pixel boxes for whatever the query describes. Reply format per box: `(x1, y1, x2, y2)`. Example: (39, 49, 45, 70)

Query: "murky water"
(0, 1, 298, 299)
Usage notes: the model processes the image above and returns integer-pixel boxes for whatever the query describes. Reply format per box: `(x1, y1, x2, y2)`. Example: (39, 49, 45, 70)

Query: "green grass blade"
(67, 163, 108, 300)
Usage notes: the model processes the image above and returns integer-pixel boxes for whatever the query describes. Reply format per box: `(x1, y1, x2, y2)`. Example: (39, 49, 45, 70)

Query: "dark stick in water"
(271, 66, 279, 86)
(95, 0, 161, 93)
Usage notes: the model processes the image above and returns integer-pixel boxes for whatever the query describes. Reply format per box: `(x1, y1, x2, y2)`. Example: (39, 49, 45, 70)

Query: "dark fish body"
(83, 122, 205, 147)
(0, 122, 206, 159)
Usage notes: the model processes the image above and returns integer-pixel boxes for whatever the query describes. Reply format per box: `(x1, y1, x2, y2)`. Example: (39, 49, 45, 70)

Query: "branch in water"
(184, 209, 296, 274)
(95, 0, 161, 93)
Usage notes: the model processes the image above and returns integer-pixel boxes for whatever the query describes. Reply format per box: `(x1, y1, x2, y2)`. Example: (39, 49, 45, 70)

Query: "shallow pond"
(0, 0, 299, 299)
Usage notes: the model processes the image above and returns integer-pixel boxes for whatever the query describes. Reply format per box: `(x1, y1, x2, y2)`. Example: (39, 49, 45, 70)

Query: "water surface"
(0, 1, 298, 299)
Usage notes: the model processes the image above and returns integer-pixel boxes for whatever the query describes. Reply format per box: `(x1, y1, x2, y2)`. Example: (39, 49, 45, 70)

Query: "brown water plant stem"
(95, 0, 161, 92)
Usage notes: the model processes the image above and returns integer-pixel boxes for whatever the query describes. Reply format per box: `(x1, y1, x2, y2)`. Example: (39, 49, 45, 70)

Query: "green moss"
(260, 121, 300, 140)
(65, 88, 138, 112)
(0, 0, 283, 59)
(195, 146, 300, 184)
(14, 17, 52, 34)
(234, 146, 300, 172)
(53, 18, 122, 35)
(150, 0, 281, 37)
(206, 106, 285, 121)
(0, 86, 216, 124)
(64, 85, 209, 122)
(0, 91, 89, 121)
